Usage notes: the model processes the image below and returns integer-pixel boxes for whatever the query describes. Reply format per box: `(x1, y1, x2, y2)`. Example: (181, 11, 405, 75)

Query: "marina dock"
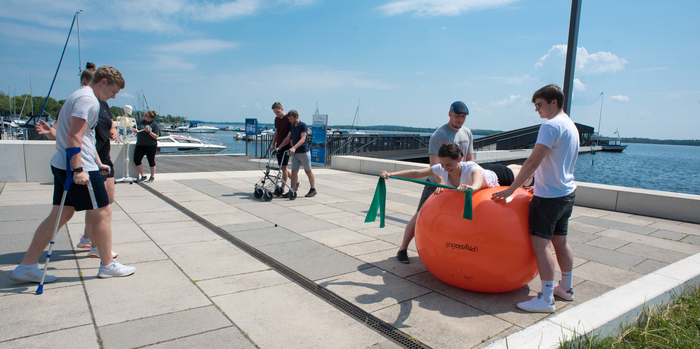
(1, 154, 699, 349)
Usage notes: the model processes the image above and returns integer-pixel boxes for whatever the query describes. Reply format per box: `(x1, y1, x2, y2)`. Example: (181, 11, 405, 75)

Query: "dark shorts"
(480, 163, 515, 186)
(416, 177, 438, 212)
(528, 190, 577, 239)
(276, 145, 291, 167)
(134, 144, 157, 167)
(51, 166, 109, 212)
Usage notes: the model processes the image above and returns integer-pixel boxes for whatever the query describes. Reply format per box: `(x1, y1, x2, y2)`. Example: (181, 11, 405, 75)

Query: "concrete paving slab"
(85, 259, 212, 326)
(574, 261, 643, 288)
(140, 220, 222, 246)
(265, 212, 339, 234)
(405, 271, 546, 329)
(575, 216, 658, 235)
(328, 201, 372, 215)
(335, 240, 397, 257)
(198, 212, 264, 226)
(313, 210, 363, 221)
(145, 327, 257, 349)
(682, 235, 700, 246)
(616, 242, 689, 264)
(0, 204, 52, 221)
(569, 241, 645, 269)
(287, 203, 345, 216)
(650, 229, 688, 241)
(357, 250, 427, 278)
(99, 305, 233, 349)
(219, 220, 276, 232)
(212, 282, 388, 349)
(258, 239, 371, 281)
(127, 211, 193, 225)
(0, 324, 97, 349)
(598, 212, 658, 226)
(114, 197, 178, 214)
(371, 292, 513, 349)
(318, 267, 431, 313)
(228, 226, 306, 247)
(0, 285, 92, 342)
(584, 236, 630, 250)
(160, 239, 269, 281)
(358, 225, 406, 238)
(630, 259, 669, 274)
(301, 227, 376, 248)
(196, 269, 291, 298)
(567, 219, 608, 234)
(178, 200, 244, 216)
(597, 228, 700, 254)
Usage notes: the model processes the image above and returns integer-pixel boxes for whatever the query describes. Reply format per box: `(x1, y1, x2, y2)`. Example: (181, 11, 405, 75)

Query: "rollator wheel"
(274, 186, 283, 196)
(289, 190, 297, 201)
(263, 190, 273, 202)
(254, 187, 263, 199)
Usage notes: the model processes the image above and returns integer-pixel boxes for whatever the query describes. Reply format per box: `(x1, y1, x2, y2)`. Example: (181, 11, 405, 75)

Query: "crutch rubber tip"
(36, 285, 44, 294)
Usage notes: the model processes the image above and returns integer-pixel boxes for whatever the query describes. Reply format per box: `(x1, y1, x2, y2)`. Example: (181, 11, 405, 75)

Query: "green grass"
(562, 286, 700, 349)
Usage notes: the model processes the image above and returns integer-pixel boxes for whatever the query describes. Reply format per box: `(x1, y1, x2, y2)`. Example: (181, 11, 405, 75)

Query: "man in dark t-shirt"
(275, 110, 316, 197)
(270, 102, 292, 191)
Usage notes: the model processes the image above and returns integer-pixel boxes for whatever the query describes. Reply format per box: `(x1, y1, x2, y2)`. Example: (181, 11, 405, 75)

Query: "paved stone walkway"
(1, 167, 699, 348)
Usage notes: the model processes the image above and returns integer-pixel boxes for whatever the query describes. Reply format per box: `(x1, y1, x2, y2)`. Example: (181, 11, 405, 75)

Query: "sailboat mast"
(596, 92, 604, 145)
(76, 10, 83, 85)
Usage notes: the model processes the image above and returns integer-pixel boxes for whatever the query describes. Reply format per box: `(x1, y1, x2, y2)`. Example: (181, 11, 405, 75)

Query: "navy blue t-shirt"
(289, 121, 309, 153)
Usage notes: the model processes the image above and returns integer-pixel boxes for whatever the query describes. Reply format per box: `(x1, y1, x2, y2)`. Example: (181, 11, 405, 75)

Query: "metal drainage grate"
(140, 184, 431, 349)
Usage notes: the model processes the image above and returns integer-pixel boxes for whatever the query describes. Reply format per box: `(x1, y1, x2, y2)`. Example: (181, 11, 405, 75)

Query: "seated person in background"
(380, 142, 498, 194)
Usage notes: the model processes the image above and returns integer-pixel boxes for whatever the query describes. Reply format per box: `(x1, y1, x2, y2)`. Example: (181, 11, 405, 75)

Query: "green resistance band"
(365, 176, 473, 228)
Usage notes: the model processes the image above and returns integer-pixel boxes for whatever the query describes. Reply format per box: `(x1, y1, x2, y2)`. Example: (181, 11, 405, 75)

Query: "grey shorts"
(416, 176, 438, 212)
(528, 190, 577, 239)
(291, 151, 312, 171)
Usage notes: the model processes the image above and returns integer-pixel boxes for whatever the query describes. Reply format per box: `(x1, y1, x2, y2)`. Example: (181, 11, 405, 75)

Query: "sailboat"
(592, 93, 628, 152)
(349, 99, 366, 134)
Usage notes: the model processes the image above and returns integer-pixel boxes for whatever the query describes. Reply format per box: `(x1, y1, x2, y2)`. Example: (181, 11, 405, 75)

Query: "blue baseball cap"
(450, 101, 469, 115)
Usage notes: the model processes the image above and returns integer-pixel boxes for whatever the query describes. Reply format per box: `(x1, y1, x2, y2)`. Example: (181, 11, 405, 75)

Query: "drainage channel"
(139, 184, 431, 349)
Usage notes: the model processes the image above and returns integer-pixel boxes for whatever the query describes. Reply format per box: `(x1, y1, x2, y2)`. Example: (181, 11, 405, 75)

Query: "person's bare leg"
(83, 178, 114, 240)
(21, 205, 75, 265)
(551, 235, 574, 273)
(530, 235, 557, 281)
(136, 164, 145, 178)
(87, 206, 114, 266)
(305, 170, 315, 189)
(281, 165, 289, 189)
(149, 166, 156, 178)
(290, 169, 299, 190)
(399, 213, 418, 251)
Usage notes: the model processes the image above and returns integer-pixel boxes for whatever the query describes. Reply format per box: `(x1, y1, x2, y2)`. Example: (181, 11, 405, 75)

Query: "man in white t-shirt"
(396, 101, 474, 264)
(10, 66, 136, 284)
(492, 84, 579, 313)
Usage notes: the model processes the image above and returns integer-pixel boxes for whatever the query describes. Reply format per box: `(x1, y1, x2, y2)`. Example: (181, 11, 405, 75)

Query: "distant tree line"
(0, 93, 65, 119)
(621, 137, 700, 147)
(329, 125, 502, 136)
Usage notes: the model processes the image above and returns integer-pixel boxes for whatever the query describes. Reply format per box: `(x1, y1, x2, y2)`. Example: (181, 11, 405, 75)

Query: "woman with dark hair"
(132, 110, 160, 182)
(380, 142, 499, 193)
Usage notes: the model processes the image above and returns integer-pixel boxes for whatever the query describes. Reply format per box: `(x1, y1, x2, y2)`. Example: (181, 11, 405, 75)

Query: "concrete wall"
(0, 140, 138, 183)
(331, 155, 700, 224)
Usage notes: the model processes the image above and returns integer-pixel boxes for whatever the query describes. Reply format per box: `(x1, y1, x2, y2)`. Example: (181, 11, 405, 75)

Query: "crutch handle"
(64, 147, 81, 190)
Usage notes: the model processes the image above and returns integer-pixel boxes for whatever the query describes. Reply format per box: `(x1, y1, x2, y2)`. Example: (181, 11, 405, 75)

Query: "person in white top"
(492, 84, 579, 314)
(380, 143, 497, 193)
(10, 66, 136, 283)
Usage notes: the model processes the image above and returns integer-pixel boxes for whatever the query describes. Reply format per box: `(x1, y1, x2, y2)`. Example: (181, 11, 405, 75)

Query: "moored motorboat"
(130, 134, 226, 154)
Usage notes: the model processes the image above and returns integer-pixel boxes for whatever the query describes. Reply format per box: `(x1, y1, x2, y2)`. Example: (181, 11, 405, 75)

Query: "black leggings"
(480, 163, 515, 186)
(134, 144, 157, 167)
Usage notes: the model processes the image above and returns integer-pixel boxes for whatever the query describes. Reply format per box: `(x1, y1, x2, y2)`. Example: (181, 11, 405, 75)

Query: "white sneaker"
(98, 261, 135, 278)
(77, 236, 92, 249)
(517, 293, 555, 313)
(554, 282, 575, 301)
(88, 247, 118, 259)
(9, 264, 58, 283)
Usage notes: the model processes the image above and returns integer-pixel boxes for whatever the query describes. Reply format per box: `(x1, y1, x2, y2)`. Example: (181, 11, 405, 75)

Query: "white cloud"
(377, 0, 518, 17)
(241, 104, 248, 108)
(535, 45, 627, 74)
(152, 39, 239, 54)
(0, 0, 317, 34)
(119, 92, 135, 98)
(491, 95, 524, 107)
(501, 75, 530, 84)
(631, 67, 669, 73)
(609, 95, 629, 103)
(574, 78, 585, 91)
(254, 102, 262, 109)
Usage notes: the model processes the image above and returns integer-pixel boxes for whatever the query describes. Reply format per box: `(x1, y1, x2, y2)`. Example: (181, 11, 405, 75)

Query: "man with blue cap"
(395, 101, 474, 264)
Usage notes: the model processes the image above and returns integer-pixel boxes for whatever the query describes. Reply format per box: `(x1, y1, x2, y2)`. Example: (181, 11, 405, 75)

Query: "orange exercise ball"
(415, 187, 538, 293)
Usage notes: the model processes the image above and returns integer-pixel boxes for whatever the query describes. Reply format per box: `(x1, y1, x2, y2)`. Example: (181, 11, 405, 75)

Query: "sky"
(1, 0, 698, 139)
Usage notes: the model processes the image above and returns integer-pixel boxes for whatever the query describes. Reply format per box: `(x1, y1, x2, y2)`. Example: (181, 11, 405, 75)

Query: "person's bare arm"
(491, 144, 550, 202)
(380, 167, 434, 179)
(36, 120, 57, 139)
(66, 117, 90, 185)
